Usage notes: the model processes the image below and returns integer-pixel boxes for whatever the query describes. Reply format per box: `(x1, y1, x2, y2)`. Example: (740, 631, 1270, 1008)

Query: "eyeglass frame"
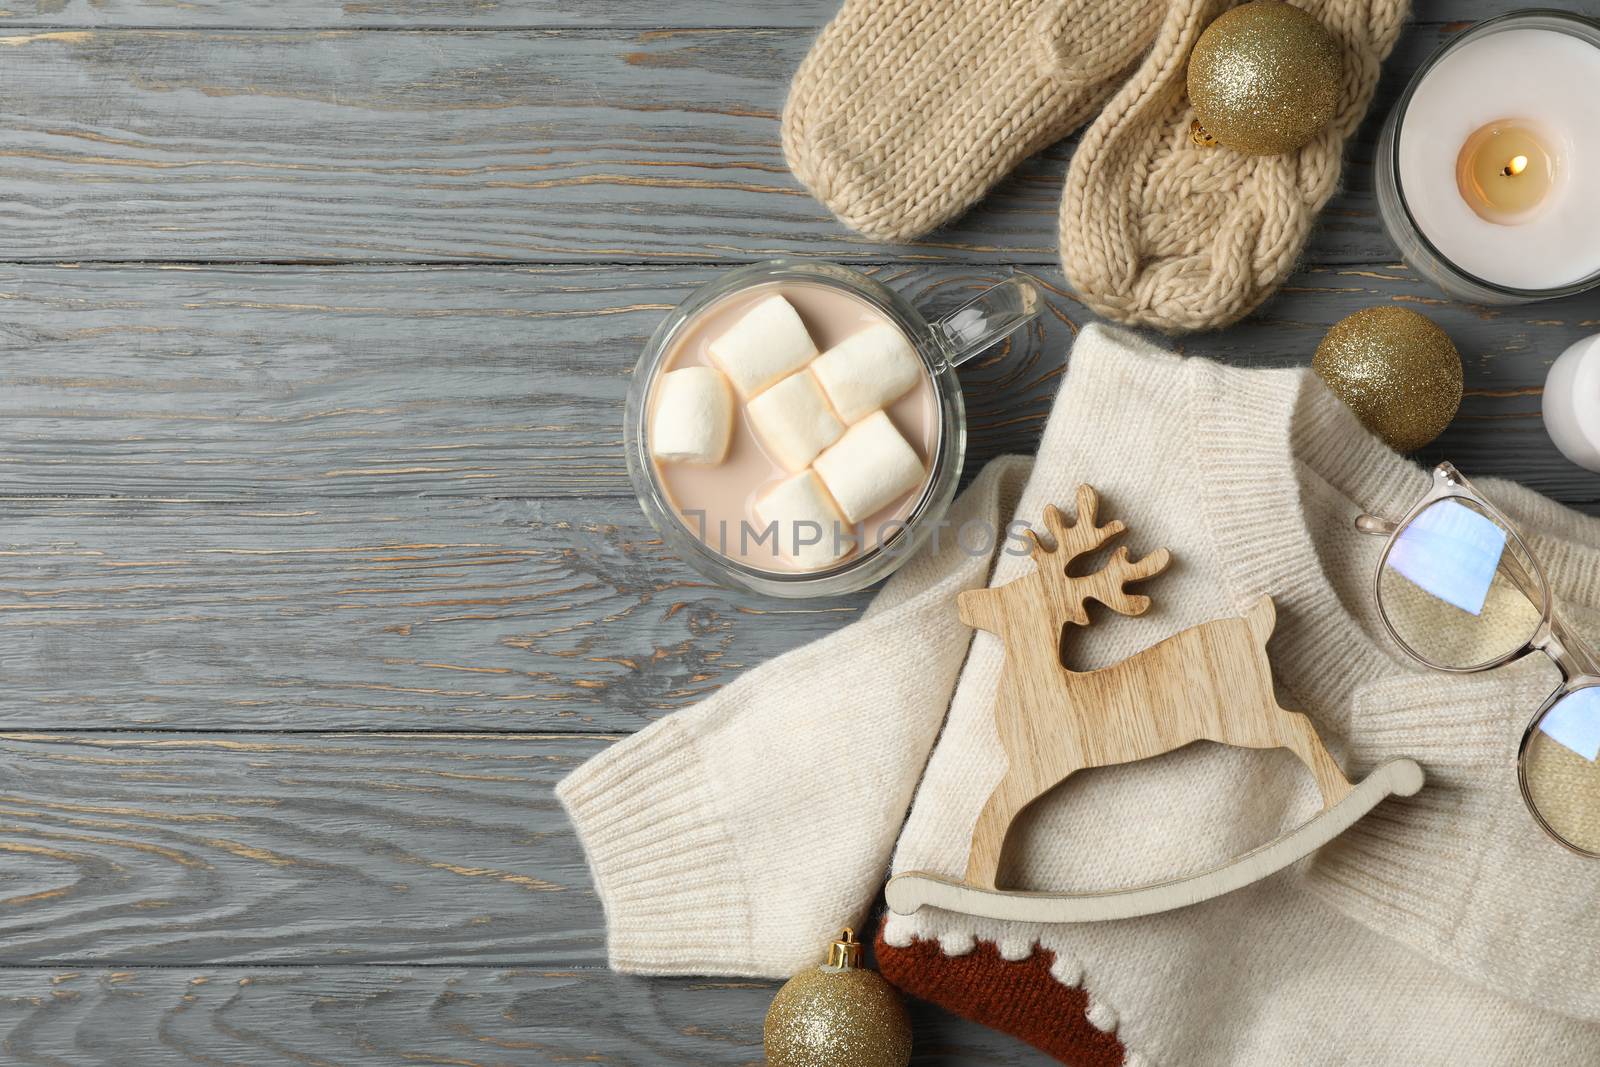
(1356, 461, 1600, 857)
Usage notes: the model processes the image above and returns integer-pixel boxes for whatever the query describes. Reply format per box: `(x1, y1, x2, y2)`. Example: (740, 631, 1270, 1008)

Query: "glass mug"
(624, 259, 1041, 597)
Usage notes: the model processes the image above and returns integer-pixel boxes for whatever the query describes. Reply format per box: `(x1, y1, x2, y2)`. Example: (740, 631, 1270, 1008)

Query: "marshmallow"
(813, 410, 925, 523)
(811, 323, 923, 424)
(649, 366, 734, 465)
(706, 294, 819, 398)
(754, 470, 851, 570)
(745, 369, 845, 472)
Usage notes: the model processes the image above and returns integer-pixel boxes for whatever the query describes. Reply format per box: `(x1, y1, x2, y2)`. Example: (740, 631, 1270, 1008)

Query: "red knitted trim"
(875, 924, 1126, 1067)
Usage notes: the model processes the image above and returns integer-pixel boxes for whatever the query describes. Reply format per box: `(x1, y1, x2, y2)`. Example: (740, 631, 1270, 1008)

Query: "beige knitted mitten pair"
(783, 0, 1408, 332)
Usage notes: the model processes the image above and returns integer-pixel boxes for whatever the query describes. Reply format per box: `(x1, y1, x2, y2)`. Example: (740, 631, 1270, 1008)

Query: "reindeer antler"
(1028, 484, 1124, 569)
(1075, 544, 1172, 622)
(1031, 485, 1171, 627)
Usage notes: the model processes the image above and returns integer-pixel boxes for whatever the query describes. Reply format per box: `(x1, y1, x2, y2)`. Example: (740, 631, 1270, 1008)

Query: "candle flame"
(1503, 155, 1530, 177)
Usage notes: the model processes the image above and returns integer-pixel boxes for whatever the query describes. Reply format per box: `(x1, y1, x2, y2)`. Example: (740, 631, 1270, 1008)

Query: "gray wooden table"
(0, 1, 1593, 1064)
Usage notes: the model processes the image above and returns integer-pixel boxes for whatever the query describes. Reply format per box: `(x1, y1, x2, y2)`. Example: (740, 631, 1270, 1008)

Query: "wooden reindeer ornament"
(886, 485, 1423, 925)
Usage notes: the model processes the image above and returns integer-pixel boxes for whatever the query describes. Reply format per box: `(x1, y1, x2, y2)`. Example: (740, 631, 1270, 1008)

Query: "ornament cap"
(825, 928, 862, 970)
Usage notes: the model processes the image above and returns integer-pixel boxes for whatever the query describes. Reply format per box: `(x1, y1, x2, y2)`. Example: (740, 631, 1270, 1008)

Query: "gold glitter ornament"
(1313, 307, 1463, 452)
(1188, 1, 1343, 155)
(763, 929, 911, 1067)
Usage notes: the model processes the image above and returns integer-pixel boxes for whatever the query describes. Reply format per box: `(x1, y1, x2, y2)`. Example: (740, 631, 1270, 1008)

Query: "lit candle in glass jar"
(1377, 13, 1600, 302)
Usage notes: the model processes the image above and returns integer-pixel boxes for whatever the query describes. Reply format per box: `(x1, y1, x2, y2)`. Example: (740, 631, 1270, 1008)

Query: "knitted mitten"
(1058, 0, 1408, 332)
(784, 0, 1168, 243)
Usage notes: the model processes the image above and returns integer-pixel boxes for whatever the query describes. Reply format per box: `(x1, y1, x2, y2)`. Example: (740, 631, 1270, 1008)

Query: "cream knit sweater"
(560, 326, 1600, 1065)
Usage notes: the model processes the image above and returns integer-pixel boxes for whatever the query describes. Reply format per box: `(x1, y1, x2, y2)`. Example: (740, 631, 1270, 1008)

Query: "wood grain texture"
(0, 731, 601, 964)
(0, 24, 1524, 264)
(0, 964, 1051, 1066)
(0, 262, 1595, 505)
(958, 492, 1346, 888)
(0, 0, 1543, 28)
(0, 263, 1065, 500)
(0, 729, 1052, 1064)
(0, 496, 866, 731)
(0, 967, 783, 1067)
(0, 0, 845, 29)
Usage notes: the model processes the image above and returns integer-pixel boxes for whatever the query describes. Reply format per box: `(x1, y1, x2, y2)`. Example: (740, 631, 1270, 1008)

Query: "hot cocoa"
(647, 281, 940, 573)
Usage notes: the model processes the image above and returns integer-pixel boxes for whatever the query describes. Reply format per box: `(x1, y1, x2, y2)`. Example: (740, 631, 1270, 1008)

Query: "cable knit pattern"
(1059, 0, 1409, 331)
(782, 0, 1160, 243)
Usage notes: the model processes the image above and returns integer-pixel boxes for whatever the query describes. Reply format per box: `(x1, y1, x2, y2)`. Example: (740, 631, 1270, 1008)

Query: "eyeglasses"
(1357, 462, 1600, 856)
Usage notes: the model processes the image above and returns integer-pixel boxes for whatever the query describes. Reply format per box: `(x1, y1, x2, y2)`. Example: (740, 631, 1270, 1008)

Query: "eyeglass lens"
(1377, 498, 1545, 671)
(1525, 687, 1600, 854)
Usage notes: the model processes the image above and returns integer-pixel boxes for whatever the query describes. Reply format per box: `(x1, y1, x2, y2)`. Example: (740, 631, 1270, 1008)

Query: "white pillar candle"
(1543, 335, 1600, 473)
(1391, 16, 1600, 295)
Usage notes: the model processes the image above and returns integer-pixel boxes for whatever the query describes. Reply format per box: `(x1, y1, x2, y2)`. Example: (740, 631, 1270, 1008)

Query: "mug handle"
(931, 274, 1043, 367)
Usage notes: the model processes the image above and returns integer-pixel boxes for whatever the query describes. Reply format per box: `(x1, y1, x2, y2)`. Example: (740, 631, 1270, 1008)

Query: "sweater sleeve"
(557, 457, 1030, 978)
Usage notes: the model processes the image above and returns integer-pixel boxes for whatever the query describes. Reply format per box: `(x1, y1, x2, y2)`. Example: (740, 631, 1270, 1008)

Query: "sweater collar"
(1186, 352, 1425, 713)
(1173, 337, 1599, 714)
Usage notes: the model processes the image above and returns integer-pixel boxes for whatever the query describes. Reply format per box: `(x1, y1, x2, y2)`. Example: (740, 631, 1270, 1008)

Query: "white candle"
(1543, 335, 1600, 473)
(1397, 25, 1600, 291)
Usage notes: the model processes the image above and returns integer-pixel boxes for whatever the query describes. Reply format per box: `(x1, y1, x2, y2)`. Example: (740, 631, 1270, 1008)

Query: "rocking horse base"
(886, 758, 1425, 924)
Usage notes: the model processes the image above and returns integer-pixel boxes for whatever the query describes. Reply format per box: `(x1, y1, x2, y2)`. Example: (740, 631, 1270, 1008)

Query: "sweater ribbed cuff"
(557, 720, 754, 975)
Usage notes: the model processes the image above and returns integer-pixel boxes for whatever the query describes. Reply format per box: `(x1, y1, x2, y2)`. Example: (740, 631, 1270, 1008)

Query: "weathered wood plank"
(0, 731, 1052, 1065)
(0, 730, 1051, 1059)
(0, 496, 867, 731)
(0, 965, 1051, 1066)
(0, 732, 602, 964)
(0, 263, 1064, 500)
(0, 24, 1512, 265)
(0, 262, 1594, 503)
(0, 0, 1518, 28)
(0, 0, 844, 29)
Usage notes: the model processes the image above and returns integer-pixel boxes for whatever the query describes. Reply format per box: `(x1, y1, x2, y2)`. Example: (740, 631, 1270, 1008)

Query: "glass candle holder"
(1376, 11, 1600, 304)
